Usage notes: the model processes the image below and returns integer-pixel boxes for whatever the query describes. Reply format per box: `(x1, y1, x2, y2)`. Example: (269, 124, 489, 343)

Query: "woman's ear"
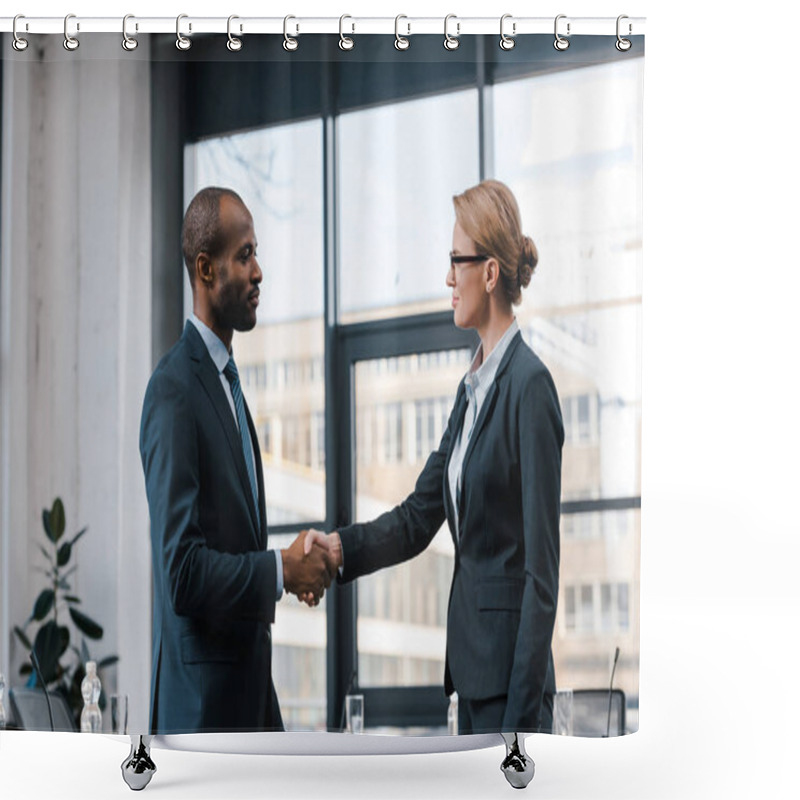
(485, 257, 500, 294)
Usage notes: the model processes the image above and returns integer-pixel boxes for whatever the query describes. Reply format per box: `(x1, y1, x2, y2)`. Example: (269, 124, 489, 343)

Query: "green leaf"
(57, 579, 72, 591)
(97, 655, 119, 669)
(70, 527, 88, 546)
(33, 620, 62, 684)
(70, 607, 103, 640)
(14, 625, 32, 651)
(51, 498, 66, 542)
(80, 639, 90, 664)
(32, 589, 55, 621)
(38, 544, 54, 564)
(42, 508, 55, 543)
(63, 595, 81, 604)
(57, 541, 72, 567)
(58, 625, 71, 657)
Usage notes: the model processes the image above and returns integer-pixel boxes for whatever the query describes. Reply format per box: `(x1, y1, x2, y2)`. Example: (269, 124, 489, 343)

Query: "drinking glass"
(345, 693, 364, 734)
(553, 688, 574, 736)
(110, 693, 129, 735)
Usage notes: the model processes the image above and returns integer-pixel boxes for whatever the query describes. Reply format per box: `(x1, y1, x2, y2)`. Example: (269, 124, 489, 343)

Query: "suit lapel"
(457, 333, 523, 521)
(185, 323, 262, 545)
(443, 381, 468, 548)
(244, 401, 267, 549)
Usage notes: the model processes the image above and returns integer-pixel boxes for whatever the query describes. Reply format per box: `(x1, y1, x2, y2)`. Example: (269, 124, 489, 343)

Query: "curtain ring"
(176, 14, 192, 51)
(394, 15, 410, 50)
(554, 14, 570, 51)
(63, 14, 79, 51)
(122, 14, 138, 51)
(339, 15, 355, 51)
(12, 15, 29, 52)
(283, 15, 299, 51)
(499, 14, 515, 51)
(443, 14, 460, 51)
(615, 14, 632, 51)
(227, 15, 243, 51)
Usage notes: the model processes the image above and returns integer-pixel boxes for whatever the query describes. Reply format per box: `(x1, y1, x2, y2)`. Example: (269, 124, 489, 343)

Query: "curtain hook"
(63, 13, 80, 51)
(394, 15, 410, 50)
(444, 14, 460, 51)
(176, 14, 192, 51)
(227, 15, 243, 51)
(122, 14, 139, 51)
(616, 14, 632, 51)
(500, 14, 516, 51)
(339, 14, 355, 51)
(12, 15, 29, 52)
(283, 15, 299, 51)
(554, 14, 570, 51)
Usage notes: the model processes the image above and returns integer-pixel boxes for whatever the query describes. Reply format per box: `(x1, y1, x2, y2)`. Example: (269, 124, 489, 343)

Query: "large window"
(339, 90, 480, 323)
(494, 60, 643, 699)
(353, 351, 469, 688)
(169, 35, 643, 733)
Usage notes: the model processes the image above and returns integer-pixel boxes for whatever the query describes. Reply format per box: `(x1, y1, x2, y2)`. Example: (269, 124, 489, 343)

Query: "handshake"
(280, 529, 343, 607)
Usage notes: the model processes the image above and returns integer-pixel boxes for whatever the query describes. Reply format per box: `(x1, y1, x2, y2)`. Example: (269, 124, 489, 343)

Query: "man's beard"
(217, 276, 257, 332)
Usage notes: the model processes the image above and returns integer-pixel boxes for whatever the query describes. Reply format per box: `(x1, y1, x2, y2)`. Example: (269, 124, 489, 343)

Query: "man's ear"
(485, 257, 500, 293)
(196, 253, 214, 287)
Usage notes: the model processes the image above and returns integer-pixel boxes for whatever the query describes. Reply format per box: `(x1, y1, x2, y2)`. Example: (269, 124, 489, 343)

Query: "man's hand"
(281, 530, 335, 606)
(294, 529, 342, 607)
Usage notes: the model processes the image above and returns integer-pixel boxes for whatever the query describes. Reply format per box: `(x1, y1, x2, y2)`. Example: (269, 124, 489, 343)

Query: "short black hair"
(181, 187, 245, 285)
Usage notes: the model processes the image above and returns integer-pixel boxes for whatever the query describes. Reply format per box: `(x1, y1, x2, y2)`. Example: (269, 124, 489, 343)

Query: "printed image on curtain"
(0, 30, 643, 741)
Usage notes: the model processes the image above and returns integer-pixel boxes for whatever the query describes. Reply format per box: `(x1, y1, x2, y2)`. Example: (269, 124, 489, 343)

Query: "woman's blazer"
(338, 331, 564, 732)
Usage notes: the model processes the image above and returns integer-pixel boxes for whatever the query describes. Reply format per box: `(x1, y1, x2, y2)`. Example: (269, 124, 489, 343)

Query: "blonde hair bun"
(517, 236, 538, 289)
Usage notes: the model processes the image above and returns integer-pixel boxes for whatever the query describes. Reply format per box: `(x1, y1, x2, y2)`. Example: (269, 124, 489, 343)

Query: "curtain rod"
(0, 15, 646, 37)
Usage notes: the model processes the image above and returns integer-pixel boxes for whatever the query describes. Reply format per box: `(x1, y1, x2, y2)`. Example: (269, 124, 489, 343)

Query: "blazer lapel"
(186, 324, 262, 545)
(457, 333, 523, 520)
(443, 381, 468, 548)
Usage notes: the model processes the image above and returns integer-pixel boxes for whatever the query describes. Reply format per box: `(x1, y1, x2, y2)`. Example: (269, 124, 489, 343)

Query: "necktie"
(223, 357, 259, 511)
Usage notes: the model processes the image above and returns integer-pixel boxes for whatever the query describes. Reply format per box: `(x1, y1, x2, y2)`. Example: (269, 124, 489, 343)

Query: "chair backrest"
(8, 687, 78, 732)
(572, 688, 626, 737)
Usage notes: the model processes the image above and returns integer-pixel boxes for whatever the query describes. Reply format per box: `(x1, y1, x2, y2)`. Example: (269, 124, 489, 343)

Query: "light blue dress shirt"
(188, 315, 284, 599)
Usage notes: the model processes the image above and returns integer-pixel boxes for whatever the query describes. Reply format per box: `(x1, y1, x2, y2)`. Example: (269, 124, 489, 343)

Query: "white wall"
(0, 34, 152, 732)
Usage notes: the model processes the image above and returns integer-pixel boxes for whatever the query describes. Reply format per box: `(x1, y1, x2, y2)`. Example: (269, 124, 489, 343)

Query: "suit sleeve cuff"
(274, 549, 284, 600)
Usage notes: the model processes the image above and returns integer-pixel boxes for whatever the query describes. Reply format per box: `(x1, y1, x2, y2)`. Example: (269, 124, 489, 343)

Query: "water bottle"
(447, 691, 458, 735)
(80, 661, 102, 733)
(0, 672, 6, 729)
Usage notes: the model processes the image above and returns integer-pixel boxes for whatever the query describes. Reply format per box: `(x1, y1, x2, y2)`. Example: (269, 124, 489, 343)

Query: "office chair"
(8, 686, 78, 732)
(572, 688, 626, 737)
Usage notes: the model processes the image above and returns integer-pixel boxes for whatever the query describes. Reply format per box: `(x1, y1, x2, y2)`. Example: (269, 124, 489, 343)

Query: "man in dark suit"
(140, 187, 333, 734)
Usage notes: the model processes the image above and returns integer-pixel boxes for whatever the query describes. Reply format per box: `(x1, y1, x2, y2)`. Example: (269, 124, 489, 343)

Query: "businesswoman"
(309, 179, 564, 734)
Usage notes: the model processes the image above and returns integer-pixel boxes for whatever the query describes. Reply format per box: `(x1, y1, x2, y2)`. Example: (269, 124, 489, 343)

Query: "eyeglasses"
(449, 252, 489, 271)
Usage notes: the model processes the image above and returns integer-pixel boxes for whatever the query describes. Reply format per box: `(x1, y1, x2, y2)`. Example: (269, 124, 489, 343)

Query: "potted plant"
(13, 497, 118, 728)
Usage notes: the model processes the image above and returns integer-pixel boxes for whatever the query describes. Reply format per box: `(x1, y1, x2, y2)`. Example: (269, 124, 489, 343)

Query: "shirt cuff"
(274, 549, 284, 601)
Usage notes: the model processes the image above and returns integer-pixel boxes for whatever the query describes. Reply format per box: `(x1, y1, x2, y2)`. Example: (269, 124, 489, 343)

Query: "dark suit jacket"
(139, 321, 283, 733)
(338, 332, 563, 732)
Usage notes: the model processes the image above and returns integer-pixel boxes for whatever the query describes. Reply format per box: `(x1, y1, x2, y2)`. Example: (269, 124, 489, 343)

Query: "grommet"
(122, 14, 139, 51)
(444, 14, 459, 51)
(176, 14, 192, 51)
(63, 14, 80, 51)
(554, 14, 570, 51)
(283, 15, 299, 51)
(394, 15, 410, 50)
